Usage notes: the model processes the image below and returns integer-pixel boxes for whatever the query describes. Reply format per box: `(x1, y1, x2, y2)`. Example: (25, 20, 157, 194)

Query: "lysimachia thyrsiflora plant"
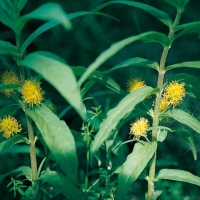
(0, 0, 200, 199)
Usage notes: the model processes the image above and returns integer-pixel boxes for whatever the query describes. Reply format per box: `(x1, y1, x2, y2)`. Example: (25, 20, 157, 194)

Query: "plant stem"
(147, 10, 182, 200)
(15, 31, 38, 199)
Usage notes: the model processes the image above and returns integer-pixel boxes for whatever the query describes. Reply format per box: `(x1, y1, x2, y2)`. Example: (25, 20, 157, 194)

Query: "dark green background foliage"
(0, 0, 200, 199)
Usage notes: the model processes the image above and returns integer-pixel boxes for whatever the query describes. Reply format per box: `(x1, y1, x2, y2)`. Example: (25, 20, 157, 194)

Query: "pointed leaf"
(27, 105, 78, 184)
(78, 31, 170, 85)
(0, 104, 20, 118)
(0, 40, 18, 56)
(0, 135, 29, 152)
(16, 0, 28, 13)
(175, 22, 200, 38)
(0, 166, 32, 183)
(14, 3, 72, 32)
(90, 86, 155, 161)
(165, 61, 200, 71)
(115, 141, 157, 200)
(165, 0, 190, 10)
(175, 129, 197, 160)
(20, 51, 86, 120)
(38, 170, 85, 200)
(161, 109, 200, 134)
(0, 83, 21, 90)
(94, 1, 172, 27)
(105, 57, 159, 74)
(73, 66, 125, 95)
(155, 169, 200, 186)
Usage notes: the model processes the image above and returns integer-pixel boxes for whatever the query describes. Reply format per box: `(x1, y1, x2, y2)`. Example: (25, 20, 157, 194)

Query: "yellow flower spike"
(127, 78, 146, 93)
(0, 71, 20, 98)
(129, 117, 149, 139)
(21, 79, 44, 107)
(163, 81, 185, 107)
(0, 116, 22, 139)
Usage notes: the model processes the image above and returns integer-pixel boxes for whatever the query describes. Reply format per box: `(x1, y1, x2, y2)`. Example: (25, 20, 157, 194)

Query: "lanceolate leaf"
(162, 109, 200, 134)
(38, 170, 85, 200)
(94, 1, 172, 27)
(165, 61, 200, 71)
(72, 66, 125, 95)
(105, 57, 159, 74)
(20, 51, 86, 120)
(0, 135, 29, 152)
(78, 31, 169, 85)
(0, 104, 21, 118)
(0, 166, 32, 184)
(90, 86, 155, 161)
(13, 3, 72, 32)
(175, 22, 200, 38)
(155, 169, 200, 186)
(27, 105, 78, 185)
(115, 141, 157, 200)
(175, 129, 197, 161)
(21, 11, 118, 53)
(0, 83, 21, 90)
(0, 40, 18, 56)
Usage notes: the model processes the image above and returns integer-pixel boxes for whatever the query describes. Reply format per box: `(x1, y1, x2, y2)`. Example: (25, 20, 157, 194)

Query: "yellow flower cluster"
(129, 117, 149, 139)
(0, 71, 20, 98)
(0, 116, 22, 139)
(127, 78, 146, 93)
(160, 81, 185, 111)
(21, 80, 44, 107)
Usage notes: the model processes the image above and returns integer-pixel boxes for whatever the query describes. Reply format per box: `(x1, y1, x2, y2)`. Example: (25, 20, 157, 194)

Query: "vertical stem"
(147, 10, 182, 200)
(15, 31, 38, 199)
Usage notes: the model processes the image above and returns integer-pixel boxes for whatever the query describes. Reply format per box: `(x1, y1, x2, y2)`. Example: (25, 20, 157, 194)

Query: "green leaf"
(13, 3, 72, 32)
(161, 109, 200, 134)
(72, 66, 125, 95)
(78, 31, 170, 86)
(0, 40, 18, 56)
(0, 6, 12, 28)
(27, 105, 78, 185)
(21, 20, 60, 54)
(165, 0, 190, 11)
(0, 135, 29, 152)
(0, 104, 20, 118)
(38, 170, 85, 200)
(0, 145, 43, 157)
(90, 86, 155, 161)
(115, 141, 157, 200)
(175, 129, 197, 160)
(20, 51, 86, 120)
(16, 0, 28, 13)
(155, 169, 200, 186)
(0, 83, 21, 90)
(165, 61, 200, 71)
(0, 166, 32, 184)
(94, 1, 172, 27)
(104, 57, 159, 74)
(167, 73, 200, 99)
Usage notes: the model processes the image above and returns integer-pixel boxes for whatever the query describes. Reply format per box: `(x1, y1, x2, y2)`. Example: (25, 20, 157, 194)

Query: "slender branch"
(147, 10, 183, 200)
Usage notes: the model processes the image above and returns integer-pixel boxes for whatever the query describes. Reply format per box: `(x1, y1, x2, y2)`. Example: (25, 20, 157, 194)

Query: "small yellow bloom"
(0, 71, 20, 98)
(160, 98, 170, 111)
(129, 117, 149, 139)
(0, 116, 22, 139)
(162, 81, 185, 108)
(127, 78, 146, 93)
(21, 79, 44, 107)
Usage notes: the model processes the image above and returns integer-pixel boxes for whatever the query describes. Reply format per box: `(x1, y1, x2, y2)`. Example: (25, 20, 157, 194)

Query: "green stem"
(15, 31, 38, 199)
(147, 10, 182, 200)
